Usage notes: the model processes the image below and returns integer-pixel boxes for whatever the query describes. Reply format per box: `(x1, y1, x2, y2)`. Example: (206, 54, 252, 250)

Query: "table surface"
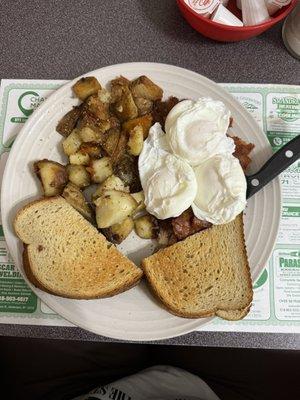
(0, 0, 299, 350)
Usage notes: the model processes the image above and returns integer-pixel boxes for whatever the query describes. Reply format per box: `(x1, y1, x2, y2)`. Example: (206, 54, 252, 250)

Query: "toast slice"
(142, 214, 253, 319)
(14, 197, 143, 299)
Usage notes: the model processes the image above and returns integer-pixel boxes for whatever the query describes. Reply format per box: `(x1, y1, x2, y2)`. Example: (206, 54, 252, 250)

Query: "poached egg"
(191, 154, 247, 224)
(165, 98, 234, 166)
(138, 123, 197, 219)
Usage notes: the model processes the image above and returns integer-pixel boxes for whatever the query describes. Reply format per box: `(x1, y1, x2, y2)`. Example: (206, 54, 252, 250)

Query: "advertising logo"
(11, 91, 45, 123)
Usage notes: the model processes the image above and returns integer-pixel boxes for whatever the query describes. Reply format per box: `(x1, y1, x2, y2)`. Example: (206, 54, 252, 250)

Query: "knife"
(246, 135, 300, 199)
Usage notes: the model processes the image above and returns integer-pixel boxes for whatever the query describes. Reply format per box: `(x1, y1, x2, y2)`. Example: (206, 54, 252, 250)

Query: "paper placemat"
(0, 79, 299, 333)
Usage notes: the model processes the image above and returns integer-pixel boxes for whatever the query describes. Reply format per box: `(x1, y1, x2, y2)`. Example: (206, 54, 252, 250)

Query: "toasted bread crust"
(23, 245, 53, 294)
(216, 305, 251, 321)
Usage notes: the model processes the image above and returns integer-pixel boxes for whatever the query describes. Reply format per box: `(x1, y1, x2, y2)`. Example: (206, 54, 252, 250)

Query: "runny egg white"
(138, 123, 197, 219)
(165, 98, 235, 166)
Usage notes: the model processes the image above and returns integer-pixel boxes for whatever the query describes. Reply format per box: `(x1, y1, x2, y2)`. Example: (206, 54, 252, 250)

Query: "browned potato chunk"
(96, 117, 120, 135)
(69, 152, 90, 166)
(111, 131, 128, 163)
(127, 125, 144, 156)
(122, 114, 153, 139)
(107, 116, 121, 130)
(62, 129, 82, 156)
(134, 214, 159, 239)
(114, 154, 142, 192)
(110, 76, 130, 102)
(113, 89, 138, 122)
(92, 175, 129, 202)
(94, 190, 137, 228)
(78, 126, 103, 143)
(98, 88, 111, 103)
(101, 128, 120, 157)
(67, 164, 90, 188)
(84, 94, 110, 120)
(77, 111, 112, 139)
(72, 77, 101, 101)
(131, 191, 145, 213)
(79, 142, 102, 158)
(111, 76, 130, 88)
(130, 76, 163, 101)
(77, 111, 99, 130)
(134, 97, 153, 116)
(56, 106, 82, 137)
(34, 160, 68, 197)
(62, 182, 93, 222)
(87, 157, 113, 183)
(102, 217, 134, 244)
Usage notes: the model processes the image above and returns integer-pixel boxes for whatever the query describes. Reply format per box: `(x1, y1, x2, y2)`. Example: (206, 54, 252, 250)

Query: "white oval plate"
(1, 63, 281, 341)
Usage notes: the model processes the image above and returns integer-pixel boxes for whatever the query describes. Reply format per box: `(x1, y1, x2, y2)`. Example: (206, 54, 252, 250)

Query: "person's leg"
(153, 345, 300, 400)
(1, 337, 152, 400)
(3, 337, 298, 400)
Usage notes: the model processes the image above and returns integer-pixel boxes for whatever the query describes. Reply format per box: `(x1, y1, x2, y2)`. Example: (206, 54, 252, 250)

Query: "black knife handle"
(246, 135, 300, 199)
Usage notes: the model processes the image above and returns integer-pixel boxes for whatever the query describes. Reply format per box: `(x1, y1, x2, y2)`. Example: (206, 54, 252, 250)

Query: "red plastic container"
(177, 0, 297, 42)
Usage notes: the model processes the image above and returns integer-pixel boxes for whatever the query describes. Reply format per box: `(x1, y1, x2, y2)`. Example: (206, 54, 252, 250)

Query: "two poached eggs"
(138, 98, 247, 224)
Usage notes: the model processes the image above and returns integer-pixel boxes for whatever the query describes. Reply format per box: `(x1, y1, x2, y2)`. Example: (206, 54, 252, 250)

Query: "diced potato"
(130, 76, 163, 101)
(79, 142, 102, 158)
(114, 154, 142, 193)
(127, 125, 144, 156)
(72, 77, 102, 101)
(56, 106, 82, 137)
(67, 164, 90, 188)
(131, 191, 145, 213)
(78, 126, 102, 143)
(111, 131, 128, 163)
(62, 129, 82, 156)
(78, 110, 111, 139)
(111, 76, 130, 88)
(92, 175, 129, 201)
(86, 157, 113, 183)
(94, 190, 137, 228)
(84, 94, 109, 120)
(69, 152, 90, 166)
(34, 160, 68, 197)
(113, 89, 138, 121)
(102, 217, 134, 244)
(134, 97, 153, 116)
(62, 182, 93, 222)
(98, 118, 116, 134)
(77, 111, 98, 130)
(98, 88, 111, 104)
(134, 214, 159, 239)
(110, 76, 130, 102)
(108, 116, 121, 130)
(101, 128, 120, 157)
(122, 114, 153, 139)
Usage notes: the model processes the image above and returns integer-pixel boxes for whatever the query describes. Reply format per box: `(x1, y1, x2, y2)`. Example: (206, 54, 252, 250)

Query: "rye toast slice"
(142, 214, 252, 319)
(14, 197, 142, 299)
